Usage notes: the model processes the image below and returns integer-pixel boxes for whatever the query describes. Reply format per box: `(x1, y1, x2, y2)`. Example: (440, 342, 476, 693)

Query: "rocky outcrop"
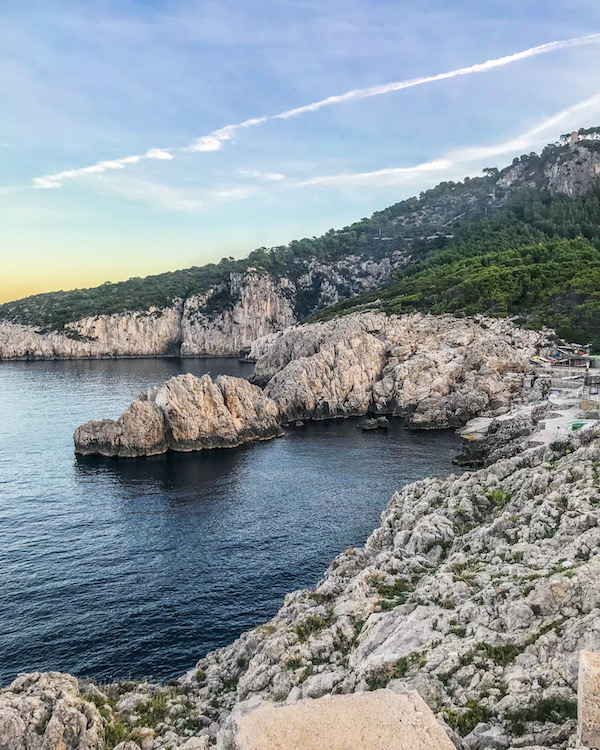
(250, 312, 545, 428)
(180, 273, 295, 356)
(0, 672, 104, 750)
(161, 424, 598, 750)
(497, 142, 600, 198)
(74, 374, 281, 457)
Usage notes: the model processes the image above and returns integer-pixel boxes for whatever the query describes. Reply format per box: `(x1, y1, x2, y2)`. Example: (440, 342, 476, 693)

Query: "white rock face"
(0, 672, 104, 750)
(0, 273, 296, 360)
(181, 273, 296, 356)
(0, 304, 182, 359)
(497, 142, 600, 197)
(74, 374, 282, 457)
(250, 312, 545, 428)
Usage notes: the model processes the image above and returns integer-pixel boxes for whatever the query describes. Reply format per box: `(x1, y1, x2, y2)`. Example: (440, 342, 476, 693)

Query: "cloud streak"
(30, 32, 600, 189)
(299, 92, 600, 188)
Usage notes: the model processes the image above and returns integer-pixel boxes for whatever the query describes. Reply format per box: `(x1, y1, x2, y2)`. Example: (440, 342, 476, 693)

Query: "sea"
(0, 357, 460, 685)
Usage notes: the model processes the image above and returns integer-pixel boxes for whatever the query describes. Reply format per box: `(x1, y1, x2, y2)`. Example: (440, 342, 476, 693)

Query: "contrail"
(33, 33, 600, 188)
(273, 33, 600, 120)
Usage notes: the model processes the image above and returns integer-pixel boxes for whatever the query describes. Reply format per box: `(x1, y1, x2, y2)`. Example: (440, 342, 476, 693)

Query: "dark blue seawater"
(0, 358, 460, 686)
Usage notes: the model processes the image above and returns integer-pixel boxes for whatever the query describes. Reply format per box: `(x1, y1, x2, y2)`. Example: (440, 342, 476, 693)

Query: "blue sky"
(2, 0, 600, 301)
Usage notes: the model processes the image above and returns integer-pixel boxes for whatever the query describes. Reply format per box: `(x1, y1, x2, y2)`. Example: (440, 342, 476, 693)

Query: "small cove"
(0, 357, 460, 685)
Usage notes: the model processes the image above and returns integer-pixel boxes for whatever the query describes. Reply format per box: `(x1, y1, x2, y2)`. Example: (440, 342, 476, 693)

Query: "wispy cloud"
(298, 92, 600, 188)
(29, 32, 600, 190)
(238, 169, 285, 181)
(33, 149, 173, 189)
(298, 159, 453, 187)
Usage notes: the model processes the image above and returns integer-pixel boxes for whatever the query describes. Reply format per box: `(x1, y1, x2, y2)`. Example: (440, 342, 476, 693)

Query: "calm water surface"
(0, 357, 460, 685)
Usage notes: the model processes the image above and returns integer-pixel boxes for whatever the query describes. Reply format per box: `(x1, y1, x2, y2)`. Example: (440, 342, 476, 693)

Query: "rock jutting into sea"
(73, 373, 281, 457)
(73, 312, 548, 457)
(250, 311, 548, 429)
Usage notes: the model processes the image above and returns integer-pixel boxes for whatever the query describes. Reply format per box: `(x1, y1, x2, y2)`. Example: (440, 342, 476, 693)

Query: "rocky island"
(74, 374, 281, 457)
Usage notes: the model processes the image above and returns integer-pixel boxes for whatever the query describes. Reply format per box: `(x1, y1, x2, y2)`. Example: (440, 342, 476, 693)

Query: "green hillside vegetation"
(313, 190, 600, 349)
(2, 136, 600, 337)
(0, 173, 503, 331)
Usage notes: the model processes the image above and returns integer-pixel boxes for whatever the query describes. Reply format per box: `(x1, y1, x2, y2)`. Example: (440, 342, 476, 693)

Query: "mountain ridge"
(1, 128, 600, 358)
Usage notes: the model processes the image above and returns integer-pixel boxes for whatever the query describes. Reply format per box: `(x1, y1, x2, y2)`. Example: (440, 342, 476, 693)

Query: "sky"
(2, 1, 600, 303)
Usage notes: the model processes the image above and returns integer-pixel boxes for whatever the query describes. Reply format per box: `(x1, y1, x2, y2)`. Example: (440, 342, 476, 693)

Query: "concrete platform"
(234, 690, 455, 750)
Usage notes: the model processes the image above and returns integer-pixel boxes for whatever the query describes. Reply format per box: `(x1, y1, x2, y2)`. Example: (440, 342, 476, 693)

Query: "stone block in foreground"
(234, 690, 455, 750)
(579, 650, 600, 748)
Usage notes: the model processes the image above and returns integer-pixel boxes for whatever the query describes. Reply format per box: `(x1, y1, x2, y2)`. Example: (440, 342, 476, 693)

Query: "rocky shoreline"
(74, 312, 548, 457)
(5, 416, 600, 749)
(9, 311, 600, 750)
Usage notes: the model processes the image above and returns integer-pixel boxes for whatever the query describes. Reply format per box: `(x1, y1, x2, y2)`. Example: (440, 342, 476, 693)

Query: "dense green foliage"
(313, 189, 600, 349)
(0, 170, 502, 330)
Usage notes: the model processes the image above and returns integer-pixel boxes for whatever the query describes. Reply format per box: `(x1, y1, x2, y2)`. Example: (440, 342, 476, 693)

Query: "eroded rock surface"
(250, 312, 545, 428)
(0, 672, 104, 750)
(74, 374, 281, 457)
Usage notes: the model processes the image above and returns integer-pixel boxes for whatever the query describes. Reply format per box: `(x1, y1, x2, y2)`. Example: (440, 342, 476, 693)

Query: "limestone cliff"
(0, 304, 182, 359)
(180, 273, 295, 356)
(0, 273, 295, 360)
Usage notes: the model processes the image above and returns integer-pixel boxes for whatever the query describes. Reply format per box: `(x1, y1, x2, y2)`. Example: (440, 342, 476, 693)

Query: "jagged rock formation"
(250, 312, 545, 429)
(73, 312, 546, 457)
(498, 141, 600, 198)
(74, 374, 281, 457)
(0, 672, 104, 750)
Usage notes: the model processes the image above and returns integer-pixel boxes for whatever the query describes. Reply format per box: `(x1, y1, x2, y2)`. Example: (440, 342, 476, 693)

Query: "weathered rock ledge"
(250, 312, 547, 429)
(74, 374, 281, 457)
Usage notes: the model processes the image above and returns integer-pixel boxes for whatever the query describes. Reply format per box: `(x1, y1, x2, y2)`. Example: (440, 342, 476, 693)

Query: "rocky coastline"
(6, 416, 600, 750)
(74, 312, 549, 457)
(9, 308, 600, 750)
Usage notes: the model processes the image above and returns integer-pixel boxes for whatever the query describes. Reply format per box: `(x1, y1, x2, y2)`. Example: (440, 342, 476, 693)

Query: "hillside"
(313, 189, 600, 349)
(2, 128, 600, 359)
